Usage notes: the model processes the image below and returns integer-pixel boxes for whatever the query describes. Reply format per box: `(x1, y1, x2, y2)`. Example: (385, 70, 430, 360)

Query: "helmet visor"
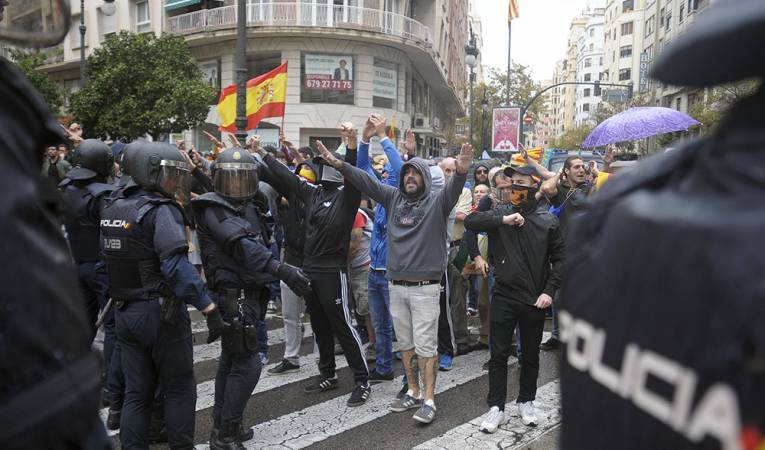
(0, 1, 72, 47)
(213, 162, 259, 200)
(158, 160, 191, 204)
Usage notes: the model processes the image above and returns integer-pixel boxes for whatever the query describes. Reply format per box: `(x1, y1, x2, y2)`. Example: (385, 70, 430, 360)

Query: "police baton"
(95, 298, 114, 329)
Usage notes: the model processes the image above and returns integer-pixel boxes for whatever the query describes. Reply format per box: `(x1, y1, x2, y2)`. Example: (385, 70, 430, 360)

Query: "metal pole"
(235, 0, 248, 143)
(469, 69, 474, 145)
(79, 0, 86, 86)
(506, 21, 512, 105)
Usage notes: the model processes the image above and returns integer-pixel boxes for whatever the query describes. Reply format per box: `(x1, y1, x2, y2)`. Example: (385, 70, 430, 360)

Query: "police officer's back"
(559, 1, 765, 448)
(192, 148, 311, 450)
(100, 141, 227, 449)
(59, 139, 114, 337)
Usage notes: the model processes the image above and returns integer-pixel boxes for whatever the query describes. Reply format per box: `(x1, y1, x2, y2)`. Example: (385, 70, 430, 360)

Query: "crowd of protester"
(50, 113, 617, 448)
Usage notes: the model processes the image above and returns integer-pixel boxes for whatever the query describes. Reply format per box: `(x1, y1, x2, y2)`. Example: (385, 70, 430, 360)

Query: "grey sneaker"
(479, 406, 507, 434)
(389, 394, 422, 412)
(412, 403, 437, 424)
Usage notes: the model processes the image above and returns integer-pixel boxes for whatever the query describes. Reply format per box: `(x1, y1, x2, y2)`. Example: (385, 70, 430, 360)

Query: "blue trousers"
(367, 270, 393, 374)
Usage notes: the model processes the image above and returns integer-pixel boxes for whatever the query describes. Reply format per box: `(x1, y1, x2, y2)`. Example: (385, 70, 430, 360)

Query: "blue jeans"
(367, 270, 393, 374)
(468, 275, 479, 310)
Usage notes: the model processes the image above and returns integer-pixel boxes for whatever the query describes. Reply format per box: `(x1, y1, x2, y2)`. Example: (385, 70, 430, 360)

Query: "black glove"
(276, 263, 312, 298)
(205, 307, 230, 344)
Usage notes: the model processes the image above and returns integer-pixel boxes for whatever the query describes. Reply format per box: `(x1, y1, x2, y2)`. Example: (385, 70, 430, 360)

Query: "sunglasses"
(476, 169, 488, 174)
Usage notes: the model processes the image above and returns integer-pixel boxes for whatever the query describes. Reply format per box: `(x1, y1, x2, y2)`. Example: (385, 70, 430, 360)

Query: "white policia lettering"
(558, 310, 742, 450)
(100, 219, 129, 228)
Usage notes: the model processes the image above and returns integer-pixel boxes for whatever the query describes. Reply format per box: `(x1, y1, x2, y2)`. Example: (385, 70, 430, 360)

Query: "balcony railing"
(167, 3, 431, 46)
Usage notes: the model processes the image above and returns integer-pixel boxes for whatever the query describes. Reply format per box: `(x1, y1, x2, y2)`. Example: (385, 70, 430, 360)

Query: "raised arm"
(439, 143, 471, 215)
(317, 141, 396, 207)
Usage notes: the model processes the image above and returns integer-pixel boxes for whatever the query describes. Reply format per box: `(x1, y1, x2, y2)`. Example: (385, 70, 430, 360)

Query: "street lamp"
(480, 91, 489, 153)
(80, 0, 116, 86)
(234, 0, 249, 143)
(465, 24, 479, 146)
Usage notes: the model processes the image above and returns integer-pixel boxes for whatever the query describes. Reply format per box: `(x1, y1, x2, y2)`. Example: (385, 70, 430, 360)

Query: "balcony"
(167, 3, 431, 47)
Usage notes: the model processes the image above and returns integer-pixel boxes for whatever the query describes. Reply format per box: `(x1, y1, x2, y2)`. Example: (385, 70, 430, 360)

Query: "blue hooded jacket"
(357, 137, 403, 270)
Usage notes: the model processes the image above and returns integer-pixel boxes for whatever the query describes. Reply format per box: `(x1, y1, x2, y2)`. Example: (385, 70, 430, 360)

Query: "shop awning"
(165, 0, 202, 11)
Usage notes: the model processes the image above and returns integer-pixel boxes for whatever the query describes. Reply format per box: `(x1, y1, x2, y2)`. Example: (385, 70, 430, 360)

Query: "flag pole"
(507, 20, 512, 107)
(280, 60, 288, 139)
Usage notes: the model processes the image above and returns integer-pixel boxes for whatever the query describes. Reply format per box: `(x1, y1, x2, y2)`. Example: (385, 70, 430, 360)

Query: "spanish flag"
(511, 147, 552, 167)
(389, 112, 396, 140)
(217, 62, 288, 132)
(508, 0, 519, 23)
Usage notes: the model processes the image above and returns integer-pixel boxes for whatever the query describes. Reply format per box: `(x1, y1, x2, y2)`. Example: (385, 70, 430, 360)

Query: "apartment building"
(574, 8, 605, 127)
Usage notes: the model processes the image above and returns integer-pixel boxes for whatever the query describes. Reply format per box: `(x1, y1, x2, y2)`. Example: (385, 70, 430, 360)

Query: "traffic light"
(627, 82, 634, 99)
(594, 81, 601, 97)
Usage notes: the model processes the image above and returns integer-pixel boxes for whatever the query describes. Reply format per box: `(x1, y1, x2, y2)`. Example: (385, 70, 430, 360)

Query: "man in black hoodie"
(254, 129, 371, 407)
(465, 165, 565, 433)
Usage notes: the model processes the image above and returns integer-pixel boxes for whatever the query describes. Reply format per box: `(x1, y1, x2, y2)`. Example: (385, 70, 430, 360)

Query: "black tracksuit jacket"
(261, 149, 360, 272)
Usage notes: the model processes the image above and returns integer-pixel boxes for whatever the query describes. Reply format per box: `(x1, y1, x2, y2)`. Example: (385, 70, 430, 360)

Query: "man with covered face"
(464, 165, 565, 433)
(317, 141, 472, 425)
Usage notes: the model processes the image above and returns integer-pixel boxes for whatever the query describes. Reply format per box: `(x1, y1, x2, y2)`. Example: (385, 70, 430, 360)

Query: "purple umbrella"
(581, 107, 700, 148)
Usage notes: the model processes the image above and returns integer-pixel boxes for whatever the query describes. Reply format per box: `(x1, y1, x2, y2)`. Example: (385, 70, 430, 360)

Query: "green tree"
(70, 31, 215, 140)
(550, 125, 593, 150)
(461, 63, 543, 154)
(10, 49, 65, 116)
(689, 80, 759, 133)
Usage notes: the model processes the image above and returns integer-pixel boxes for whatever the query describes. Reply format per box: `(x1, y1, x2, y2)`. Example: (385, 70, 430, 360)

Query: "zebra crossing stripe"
(194, 348, 507, 450)
(101, 323, 317, 437)
(412, 380, 562, 450)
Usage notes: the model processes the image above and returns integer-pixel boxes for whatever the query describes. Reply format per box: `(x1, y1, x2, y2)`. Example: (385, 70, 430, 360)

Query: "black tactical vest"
(60, 181, 113, 263)
(100, 189, 176, 299)
(192, 192, 274, 289)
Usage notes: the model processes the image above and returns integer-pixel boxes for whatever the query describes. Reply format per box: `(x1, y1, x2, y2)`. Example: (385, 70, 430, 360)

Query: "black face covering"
(508, 184, 538, 210)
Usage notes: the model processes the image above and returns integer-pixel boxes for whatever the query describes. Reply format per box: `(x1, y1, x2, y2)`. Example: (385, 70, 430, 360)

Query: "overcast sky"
(475, 0, 605, 83)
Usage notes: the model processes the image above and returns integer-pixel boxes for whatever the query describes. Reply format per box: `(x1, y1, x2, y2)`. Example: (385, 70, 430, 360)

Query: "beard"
(404, 180, 421, 195)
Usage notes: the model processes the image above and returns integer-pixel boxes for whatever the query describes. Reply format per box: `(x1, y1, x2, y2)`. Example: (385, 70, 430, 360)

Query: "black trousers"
(305, 270, 368, 384)
(115, 299, 195, 450)
(77, 261, 109, 341)
(486, 292, 545, 410)
(437, 272, 456, 356)
(212, 292, 263, 428)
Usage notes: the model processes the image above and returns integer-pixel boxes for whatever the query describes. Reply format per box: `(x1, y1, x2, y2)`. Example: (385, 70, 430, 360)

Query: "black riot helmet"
(124, 141, 191, 202)
(212, 147, 259, 200)
(67, 139, 113, 181)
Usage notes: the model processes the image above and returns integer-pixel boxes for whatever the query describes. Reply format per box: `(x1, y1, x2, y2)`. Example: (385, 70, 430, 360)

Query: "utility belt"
(113, 292, 182, 325)
(216, 287, 261, 357)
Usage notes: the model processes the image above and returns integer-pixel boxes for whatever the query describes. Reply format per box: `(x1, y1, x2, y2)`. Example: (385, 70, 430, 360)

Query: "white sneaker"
(479, 406, 507, 434)
(517, 401, 538, 426)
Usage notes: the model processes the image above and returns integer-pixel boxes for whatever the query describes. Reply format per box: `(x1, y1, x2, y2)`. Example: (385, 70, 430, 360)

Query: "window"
(373, 59, 397, 109)
(679, 5, 684, 23)
(584, 58, 592, 68)
(583, 103, 590, 112)
(690, 0, 699, 11)
(645, 45, 654, 61)
(645, 15, 654, 36)
(665, 13, 672, 31)
(301, 53, 355, 105)
(584, 88, 591, 97)
(620, 45, 633, 58)
(589, 28, 594, 37)
(135, 0, 150, 33)
(584, 73, 591, 82)
(99, 6, 117, 42)
(621, 21, 634, 36)
(622, 0, 634, 12)
(676, 97, 682, 111)
(619, 68, 632, 81)
(660, 8, 665, 26)
(599, 56, 603, 65)
(589, 43, 594, 51)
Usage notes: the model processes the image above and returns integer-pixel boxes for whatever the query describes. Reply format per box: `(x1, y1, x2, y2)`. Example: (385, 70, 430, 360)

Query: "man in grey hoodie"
(317, 142, 473, 424)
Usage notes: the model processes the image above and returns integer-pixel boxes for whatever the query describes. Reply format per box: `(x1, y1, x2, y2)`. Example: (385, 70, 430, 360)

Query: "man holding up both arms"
(317, 140, 472, 424)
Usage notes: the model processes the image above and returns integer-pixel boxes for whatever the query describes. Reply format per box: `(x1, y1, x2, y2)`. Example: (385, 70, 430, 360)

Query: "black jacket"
(262, 149, 360, 271)
(464, 201, 565, 304)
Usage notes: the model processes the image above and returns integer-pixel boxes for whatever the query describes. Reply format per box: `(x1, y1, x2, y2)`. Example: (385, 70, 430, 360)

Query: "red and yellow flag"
(389, 112, 396, 140)
(217, 62, 288, 132)
(508, 0, 519, 23)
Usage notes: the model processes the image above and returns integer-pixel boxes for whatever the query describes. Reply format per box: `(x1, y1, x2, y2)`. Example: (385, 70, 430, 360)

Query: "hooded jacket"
(464, 198, 565, 305)
(260, 158, 317, 267)
(262, 150, 360, 271)
(339, 157, 466, 281)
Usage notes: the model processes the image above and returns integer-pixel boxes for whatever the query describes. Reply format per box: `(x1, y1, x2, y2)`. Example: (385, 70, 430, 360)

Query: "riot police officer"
(100, 141, 227, 449)
(59, 139, 114, 340)
(192, 148, 311, 450)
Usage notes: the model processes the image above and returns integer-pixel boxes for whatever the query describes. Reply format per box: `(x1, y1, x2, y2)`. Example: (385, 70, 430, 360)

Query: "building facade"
(562, 16, 587, 135)
(574, 8, 605, 127)
(13, 0, 468, 157)
(602, 0, 644, 95)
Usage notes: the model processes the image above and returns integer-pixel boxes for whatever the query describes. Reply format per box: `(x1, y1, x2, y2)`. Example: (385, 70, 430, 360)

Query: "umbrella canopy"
(582, 107, 700, 148)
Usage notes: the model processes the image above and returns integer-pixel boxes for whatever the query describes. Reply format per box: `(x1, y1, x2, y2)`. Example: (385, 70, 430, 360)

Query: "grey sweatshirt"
(338, 157, 466, 281)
